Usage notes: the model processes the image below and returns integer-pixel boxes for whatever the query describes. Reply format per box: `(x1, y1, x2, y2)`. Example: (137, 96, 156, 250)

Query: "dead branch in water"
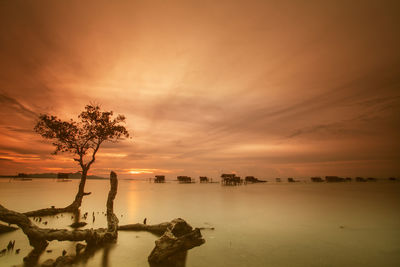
(22, 179, 92, 217)
(0, 171, 119, 265)
(148, 218, 205, 264)
(0, 223, 18, 234)
(26, 104, 129, 218)
(118, 222, 214, 236)
(0, 171, 205, 267)
(118, 222, 172, 235)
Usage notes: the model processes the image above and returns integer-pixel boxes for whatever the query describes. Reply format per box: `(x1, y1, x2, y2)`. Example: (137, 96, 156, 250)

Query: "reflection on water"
(0, 179, 400, 266)
(73, 243, 115, 267)
(126, 183, 140, 223)
(149, 251, 187, 267)
(101, 244, 112, 267)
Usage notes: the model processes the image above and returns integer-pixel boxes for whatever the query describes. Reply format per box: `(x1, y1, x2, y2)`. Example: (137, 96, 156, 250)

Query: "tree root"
(118, 222, 172, 235)
(148, 218, 205, 264)
(0, 171, 119, 266)
(0, 223, 18, 234)
(0, 171, 206, 267)
(23, 192, 91, 217)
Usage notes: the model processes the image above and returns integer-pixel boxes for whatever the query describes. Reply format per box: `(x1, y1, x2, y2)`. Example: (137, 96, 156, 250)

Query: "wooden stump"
(148, 218, 205, 264)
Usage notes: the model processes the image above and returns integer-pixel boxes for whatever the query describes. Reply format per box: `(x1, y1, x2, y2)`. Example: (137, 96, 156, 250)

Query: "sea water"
(0, 179, 399, 267)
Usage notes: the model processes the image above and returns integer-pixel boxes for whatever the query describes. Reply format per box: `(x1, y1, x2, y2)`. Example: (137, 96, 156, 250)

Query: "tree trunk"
(0, 171, 119, 266)
(0, 223, 18, 234)
(118, 222, 172, 235)
(148, 218, 205, 264)
(1, 172, 206, 267)
(23, 168, 91, 217)
(66, 168, 90, 211)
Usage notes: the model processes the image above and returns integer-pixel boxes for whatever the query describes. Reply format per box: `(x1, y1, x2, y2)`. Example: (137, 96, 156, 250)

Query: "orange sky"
(0, 0, 399, 179)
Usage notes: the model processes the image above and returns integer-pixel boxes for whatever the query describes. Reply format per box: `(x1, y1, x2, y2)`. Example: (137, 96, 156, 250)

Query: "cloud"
(0, 93, 38, 119)
(0, 0, 399, 177)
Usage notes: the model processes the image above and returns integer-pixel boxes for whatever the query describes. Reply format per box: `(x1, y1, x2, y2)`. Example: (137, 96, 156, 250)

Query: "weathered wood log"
(118, 222, 215, 235)
(70, 222, 87, 228)
(23, 174, 92, 217)
(23, 193, 91, 217)
(23, 206, 73, 217)
(0, 223, 18, 234)
(0, 171, 119, 265)
(148, 218, 205, 264)
(1, 172, 205, 266)
(118, 222, 172, 235)
(106, 171, 118, 236)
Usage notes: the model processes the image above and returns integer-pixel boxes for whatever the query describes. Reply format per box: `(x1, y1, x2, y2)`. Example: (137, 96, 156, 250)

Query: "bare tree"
(24, 104, 129, 216)
(0, 105, 206, 266)
(0, 172, 206, 267)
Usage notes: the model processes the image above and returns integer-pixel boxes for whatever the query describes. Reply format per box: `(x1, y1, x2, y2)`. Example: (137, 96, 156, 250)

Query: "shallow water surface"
(0, 179, 399, 266)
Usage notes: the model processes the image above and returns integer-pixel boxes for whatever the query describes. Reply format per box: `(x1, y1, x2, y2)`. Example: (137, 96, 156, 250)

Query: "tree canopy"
(34, 104, 130, 171)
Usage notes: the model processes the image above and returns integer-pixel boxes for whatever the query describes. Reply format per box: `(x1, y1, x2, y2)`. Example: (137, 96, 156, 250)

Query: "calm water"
(0, 179, 399, 267)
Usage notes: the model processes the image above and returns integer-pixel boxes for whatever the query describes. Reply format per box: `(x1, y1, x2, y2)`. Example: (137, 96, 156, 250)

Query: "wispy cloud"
(0, 0, 399, 177)
(0, 92, 38, 119)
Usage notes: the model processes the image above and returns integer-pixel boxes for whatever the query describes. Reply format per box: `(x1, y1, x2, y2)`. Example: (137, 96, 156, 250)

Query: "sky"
(0, 0, 399, 179)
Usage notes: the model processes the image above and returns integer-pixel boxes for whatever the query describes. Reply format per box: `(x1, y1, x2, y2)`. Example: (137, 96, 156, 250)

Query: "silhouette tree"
(28, 104, 129, 215)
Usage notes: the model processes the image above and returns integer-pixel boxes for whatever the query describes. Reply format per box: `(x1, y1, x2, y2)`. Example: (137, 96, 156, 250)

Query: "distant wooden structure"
(310, 177, 324, 182)
(57, 173, 72, 182)
(276, 178, 281, 183)
(57, 173, 70, 179)
(177, 176, 192, 183)
(287, 177, 297, 183)
(355, 177, 367, 182)
(244, 176, 266, 184)
(154, 175, 165, 183)
(325, 176, 345, 182)
(14, 173, 32, 181)
(199, 176, 209, 183)
(221, 174, 242, 186)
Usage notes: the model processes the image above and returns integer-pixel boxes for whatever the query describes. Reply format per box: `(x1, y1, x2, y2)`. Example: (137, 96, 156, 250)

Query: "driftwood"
(118, 222, 171, 235)
(23, 176, 91, 217)
(0, 171, 206, 266)
(120, 219, 206, 266)
(70, 221, 87, 228)
(148, 218, 205, 264)
(0, 223, 18, 234)
(118, 222, 214, 235)
(0, 171, 119, 265)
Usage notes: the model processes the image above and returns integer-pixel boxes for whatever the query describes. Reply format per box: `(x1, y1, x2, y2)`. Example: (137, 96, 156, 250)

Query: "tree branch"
(87, 141, 102, 169)
(118, 222, 172, 236)
(148, 218, 205, 264)
(0, 171, 119, 265)
(23, 206, 76, 217)
(32, 104, 130, 218)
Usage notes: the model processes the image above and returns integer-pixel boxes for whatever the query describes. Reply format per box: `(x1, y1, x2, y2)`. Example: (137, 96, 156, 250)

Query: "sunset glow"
(0, 2, 400, 267)
(0, 0, 399, 179)
(128, 169, 156, 175)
